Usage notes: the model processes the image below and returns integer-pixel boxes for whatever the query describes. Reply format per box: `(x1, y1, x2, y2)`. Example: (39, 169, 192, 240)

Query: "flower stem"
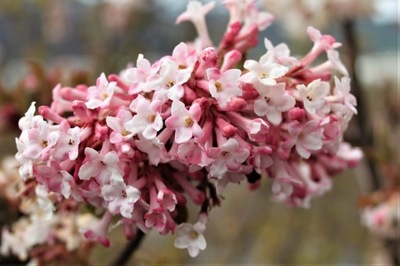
(109, 229, 146, 266)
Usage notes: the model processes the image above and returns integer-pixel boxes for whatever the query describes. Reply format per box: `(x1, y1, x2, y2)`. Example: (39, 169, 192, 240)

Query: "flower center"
(149, 114, 156, 123)
(121, 190, 127, 198)
(264, 96, 271, 103)
(189, 230, 199, 240)
(215, 81, 222, 92)
(179, 64, 187, 69)
(259, 72, 268, 79)
(121, 130, 130, 136)
(41, 139, 48, 147)
(166, 81, 175, 88)
(184, 117, 194, 127)
(103, 93, 109, 99)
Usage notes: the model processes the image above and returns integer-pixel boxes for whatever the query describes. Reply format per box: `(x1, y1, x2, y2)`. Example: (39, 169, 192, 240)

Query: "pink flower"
(283, 120, 324, 159)
(332, 76, 357, 114)
(34, 162, 74, 199)
(124, 95, 163, 139)
(253, 83, 295, 125)
(52, 120, 80, 161)
(296, 79, 330, 115)
(209, 138, 250, 179)
(176, 139, 212, 168)
(264, 38, 299, 66)
(135, 134, 169, 166)
(101, 174, 140, 218)
(122, 54, 155, 94)
(171, 42, 197, 72)
(206, 68, 242, 108)
(81, 212, 113, 247)
(327, 49, 348, 76)
(176, 1, 215, 48)
(86, 73, 117, 109)
(271, 158, 303, 202)
(243, 2, 274, 31)
(165, 101, 202, 144)
(21, 119, 59, 161)
(78, 148, 123, 183)
(153, 59, 192, 102)
(106, 108, 134, 143)
(156, 188, 177, 212)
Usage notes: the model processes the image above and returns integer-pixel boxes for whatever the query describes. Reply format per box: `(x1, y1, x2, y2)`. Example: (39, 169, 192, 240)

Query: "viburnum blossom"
(253, 82, 296, 125)
(101, 174, 140, 218)
(206, 68, 242, 108)
(241, 52, 288, 86)
(3, 0, 362, 261)
(124, 95, 163, 139)
(174, 214, 207, 257)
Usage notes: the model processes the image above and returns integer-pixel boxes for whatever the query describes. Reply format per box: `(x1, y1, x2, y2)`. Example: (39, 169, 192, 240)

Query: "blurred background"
(0, 0, 398, 264)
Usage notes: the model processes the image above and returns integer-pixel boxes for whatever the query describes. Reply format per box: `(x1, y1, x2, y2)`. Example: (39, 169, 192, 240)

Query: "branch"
(341, 19, 381, 190)
(109, 229, 146, 266)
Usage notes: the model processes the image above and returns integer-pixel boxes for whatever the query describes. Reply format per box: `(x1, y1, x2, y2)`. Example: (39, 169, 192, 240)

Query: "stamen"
(41, 139, 48, 147)
(215, 81, 222, 92)
(166, 81, 175, 88)
(149, 114, 156, 123)
(184, 117, 194, 127)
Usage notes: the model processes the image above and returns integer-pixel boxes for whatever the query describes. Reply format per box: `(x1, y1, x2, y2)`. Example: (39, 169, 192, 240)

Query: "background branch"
(109, 229, 146, 266)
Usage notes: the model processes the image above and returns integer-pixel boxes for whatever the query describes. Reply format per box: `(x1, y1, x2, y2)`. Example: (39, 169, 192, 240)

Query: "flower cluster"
(6, 0, 361, 259)
(0, 156, 95, 264)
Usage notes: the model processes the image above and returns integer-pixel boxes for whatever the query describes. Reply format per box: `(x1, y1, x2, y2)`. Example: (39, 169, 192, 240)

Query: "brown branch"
(341, 19, 399, 266)
(341, 19, 381, 190)
(109, 229, 146, 266)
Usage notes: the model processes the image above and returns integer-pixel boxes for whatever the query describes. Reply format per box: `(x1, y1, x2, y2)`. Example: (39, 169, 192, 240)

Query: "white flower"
(241, 52, 288, 86)
(86, 73, 117, 109)
(296, 79, 330, 115)
(206, 68, 242, 108)
(78, 148, 123, 183)
(124, 95, 163, 140)
(174, 214, 207, 257)
(253, 82, 295, 125)
(153, 59, 192, 102)
(101, 174, 140, 218)
(176, 1, 215, 48)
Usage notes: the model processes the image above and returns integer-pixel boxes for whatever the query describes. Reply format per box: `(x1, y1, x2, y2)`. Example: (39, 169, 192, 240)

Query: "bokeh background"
(0, 0, 398, 264)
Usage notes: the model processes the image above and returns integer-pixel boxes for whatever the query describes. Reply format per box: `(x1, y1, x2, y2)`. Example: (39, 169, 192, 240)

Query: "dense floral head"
(3, 0, 362, 260)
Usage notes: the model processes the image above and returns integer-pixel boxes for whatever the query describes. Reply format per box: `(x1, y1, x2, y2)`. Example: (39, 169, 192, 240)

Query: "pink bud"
(108, 74, 129, 92)
(38, 106, 63, 123)
(60, 87, 87, 101)
(72, 100, 92, 123)
(95, 123, 109, 142)
(288, 108, 305, 121)
(221, 50, 242, 72)
(216, 116, 237, 138)
(222, 98, 247, 111)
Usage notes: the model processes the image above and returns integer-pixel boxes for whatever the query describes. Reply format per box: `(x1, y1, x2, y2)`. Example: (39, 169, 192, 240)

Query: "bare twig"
(109, 229, 146, 266)
(341, 19, 381, 190)
(341, 19, 399, 266)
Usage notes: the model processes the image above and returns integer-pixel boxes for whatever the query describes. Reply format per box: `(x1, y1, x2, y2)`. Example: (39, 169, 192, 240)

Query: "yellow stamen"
(166, 81, 175, 88)
(149, 114, 156, 123)
(41, 139, 48, 147)
(215, 81, 222, 92)
(184, 117, 194, 127)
